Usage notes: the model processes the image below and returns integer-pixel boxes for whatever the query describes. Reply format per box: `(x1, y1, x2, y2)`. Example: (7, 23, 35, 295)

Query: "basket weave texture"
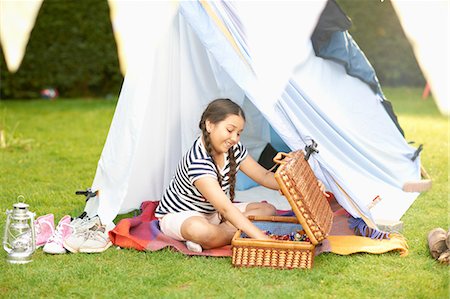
(275, 150, 333, 245)
(231, 150, 333, 269)
(232, 216, 315, 269)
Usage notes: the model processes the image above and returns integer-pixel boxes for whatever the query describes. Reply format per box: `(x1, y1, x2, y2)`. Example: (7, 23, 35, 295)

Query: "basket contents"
(239, 221, 310, 242)
(263, 230, 310, 242)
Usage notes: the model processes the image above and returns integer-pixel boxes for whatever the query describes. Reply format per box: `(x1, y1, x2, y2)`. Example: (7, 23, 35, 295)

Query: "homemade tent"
(84, 0, 426, 230)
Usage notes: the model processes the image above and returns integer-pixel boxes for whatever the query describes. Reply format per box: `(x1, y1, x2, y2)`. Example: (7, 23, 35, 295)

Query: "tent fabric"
(85, 1, 421, 230)
(311, 1, 384, 101)
(311, 10, 406, 136)
(314, 31, 385, 101)
(311, 0, 352, 53)
(281, 53, 420, 223)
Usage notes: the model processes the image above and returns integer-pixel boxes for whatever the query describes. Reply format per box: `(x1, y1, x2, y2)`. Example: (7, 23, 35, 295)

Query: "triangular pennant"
(0, 0, 43, 73)
(391, 0, 450, 116)
(107, 0, 178, 75)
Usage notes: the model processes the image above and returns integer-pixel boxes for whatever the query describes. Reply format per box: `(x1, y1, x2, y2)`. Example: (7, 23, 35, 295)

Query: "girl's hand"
(317, 180, 330, 197)
(255, 231, 271, 240)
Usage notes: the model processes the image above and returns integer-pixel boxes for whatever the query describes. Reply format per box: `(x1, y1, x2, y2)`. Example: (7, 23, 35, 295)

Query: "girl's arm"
(194, 177, 269, 240)
(239, 155, 279, 190)
(240, 154, 329, 196)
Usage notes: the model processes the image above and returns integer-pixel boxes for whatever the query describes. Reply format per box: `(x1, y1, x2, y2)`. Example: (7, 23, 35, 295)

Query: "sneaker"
(63, 215, 101, 253)
(43, 215, 72, 254)
(79, 225, 112, 253)
(186, 241, 203, 253)
(35, 214, 55, 248)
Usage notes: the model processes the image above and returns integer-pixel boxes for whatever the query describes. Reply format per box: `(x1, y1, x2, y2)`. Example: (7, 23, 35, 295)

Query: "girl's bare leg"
(181, 203, 276, 249)
(181, 216, 236, 249)
(243, 202, 277, 217)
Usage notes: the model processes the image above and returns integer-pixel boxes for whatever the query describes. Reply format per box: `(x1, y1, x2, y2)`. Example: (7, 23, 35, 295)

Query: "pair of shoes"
(63, 216, 112, 253)
(35, 213, 73, 254)
(43, 215, 72, 254)
(35, 214, 55, 248)
(186, 241, 203, 253)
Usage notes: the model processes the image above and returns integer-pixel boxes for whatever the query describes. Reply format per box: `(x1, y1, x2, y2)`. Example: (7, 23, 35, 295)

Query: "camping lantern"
(3, 202, 36, 264)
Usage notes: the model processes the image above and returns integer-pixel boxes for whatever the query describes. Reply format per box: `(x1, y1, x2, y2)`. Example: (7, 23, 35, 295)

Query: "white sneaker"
(43, 215, 72, 254)
(186, 241, 203, 253)
(63, 215, 101, 253)
(79, 225, 112, 253)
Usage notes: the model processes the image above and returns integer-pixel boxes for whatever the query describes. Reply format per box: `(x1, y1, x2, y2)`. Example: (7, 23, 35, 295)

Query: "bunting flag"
(392, 0, 450, 116)
(107, 0, 178, 75)
(0, 0, 43, 73)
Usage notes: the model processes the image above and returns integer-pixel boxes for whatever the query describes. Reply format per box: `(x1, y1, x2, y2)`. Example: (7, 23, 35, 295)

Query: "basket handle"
(273, 152, 291, 165)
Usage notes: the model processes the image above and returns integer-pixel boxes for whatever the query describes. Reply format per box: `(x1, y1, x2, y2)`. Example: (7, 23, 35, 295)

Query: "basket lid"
(274, 151, 333, 245)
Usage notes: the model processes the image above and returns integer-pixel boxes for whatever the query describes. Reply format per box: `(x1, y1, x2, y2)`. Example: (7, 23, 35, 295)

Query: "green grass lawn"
(0, 88, 448, 298)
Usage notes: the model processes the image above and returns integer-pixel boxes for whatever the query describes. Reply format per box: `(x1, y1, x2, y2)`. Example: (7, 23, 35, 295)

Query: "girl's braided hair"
(199, 98, 246, 201)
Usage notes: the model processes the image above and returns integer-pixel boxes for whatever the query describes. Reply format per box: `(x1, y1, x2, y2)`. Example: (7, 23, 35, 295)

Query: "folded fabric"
(326, 235, 408, 257)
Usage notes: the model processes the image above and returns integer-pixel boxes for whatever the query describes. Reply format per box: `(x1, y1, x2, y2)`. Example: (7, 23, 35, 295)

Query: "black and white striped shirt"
(155, 136, 248, 217)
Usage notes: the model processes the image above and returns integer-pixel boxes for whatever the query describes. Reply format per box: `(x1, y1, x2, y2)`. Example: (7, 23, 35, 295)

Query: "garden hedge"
(1, 0, 122, 99)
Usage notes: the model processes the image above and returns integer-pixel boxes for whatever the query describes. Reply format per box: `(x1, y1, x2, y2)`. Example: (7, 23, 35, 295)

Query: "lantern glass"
(3, 202, 36, 264)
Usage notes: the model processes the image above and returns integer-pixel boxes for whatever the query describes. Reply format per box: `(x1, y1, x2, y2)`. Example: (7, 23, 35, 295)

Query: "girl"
(155, 98, 325, 252)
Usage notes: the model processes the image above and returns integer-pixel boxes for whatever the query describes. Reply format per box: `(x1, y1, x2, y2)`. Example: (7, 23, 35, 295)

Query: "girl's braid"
(227, 147, 237, 201)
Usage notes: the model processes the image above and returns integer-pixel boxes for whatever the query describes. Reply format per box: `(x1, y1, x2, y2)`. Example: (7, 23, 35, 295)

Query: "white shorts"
(158, 202, 249, 241)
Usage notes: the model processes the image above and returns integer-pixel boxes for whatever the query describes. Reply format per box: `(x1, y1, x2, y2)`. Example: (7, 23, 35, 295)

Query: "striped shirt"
(155, 136, 248, 217)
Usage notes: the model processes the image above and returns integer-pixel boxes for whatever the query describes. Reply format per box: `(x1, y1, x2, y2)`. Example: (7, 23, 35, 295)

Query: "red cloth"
(109, 201, 232, 256)
(108, 201, 158, 251)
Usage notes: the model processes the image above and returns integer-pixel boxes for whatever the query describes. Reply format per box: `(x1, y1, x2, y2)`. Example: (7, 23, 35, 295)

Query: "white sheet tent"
(81, 0, 425, 230)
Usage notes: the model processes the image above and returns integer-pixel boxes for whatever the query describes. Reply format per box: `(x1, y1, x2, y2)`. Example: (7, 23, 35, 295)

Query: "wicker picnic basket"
(231, 150, 333, 269)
